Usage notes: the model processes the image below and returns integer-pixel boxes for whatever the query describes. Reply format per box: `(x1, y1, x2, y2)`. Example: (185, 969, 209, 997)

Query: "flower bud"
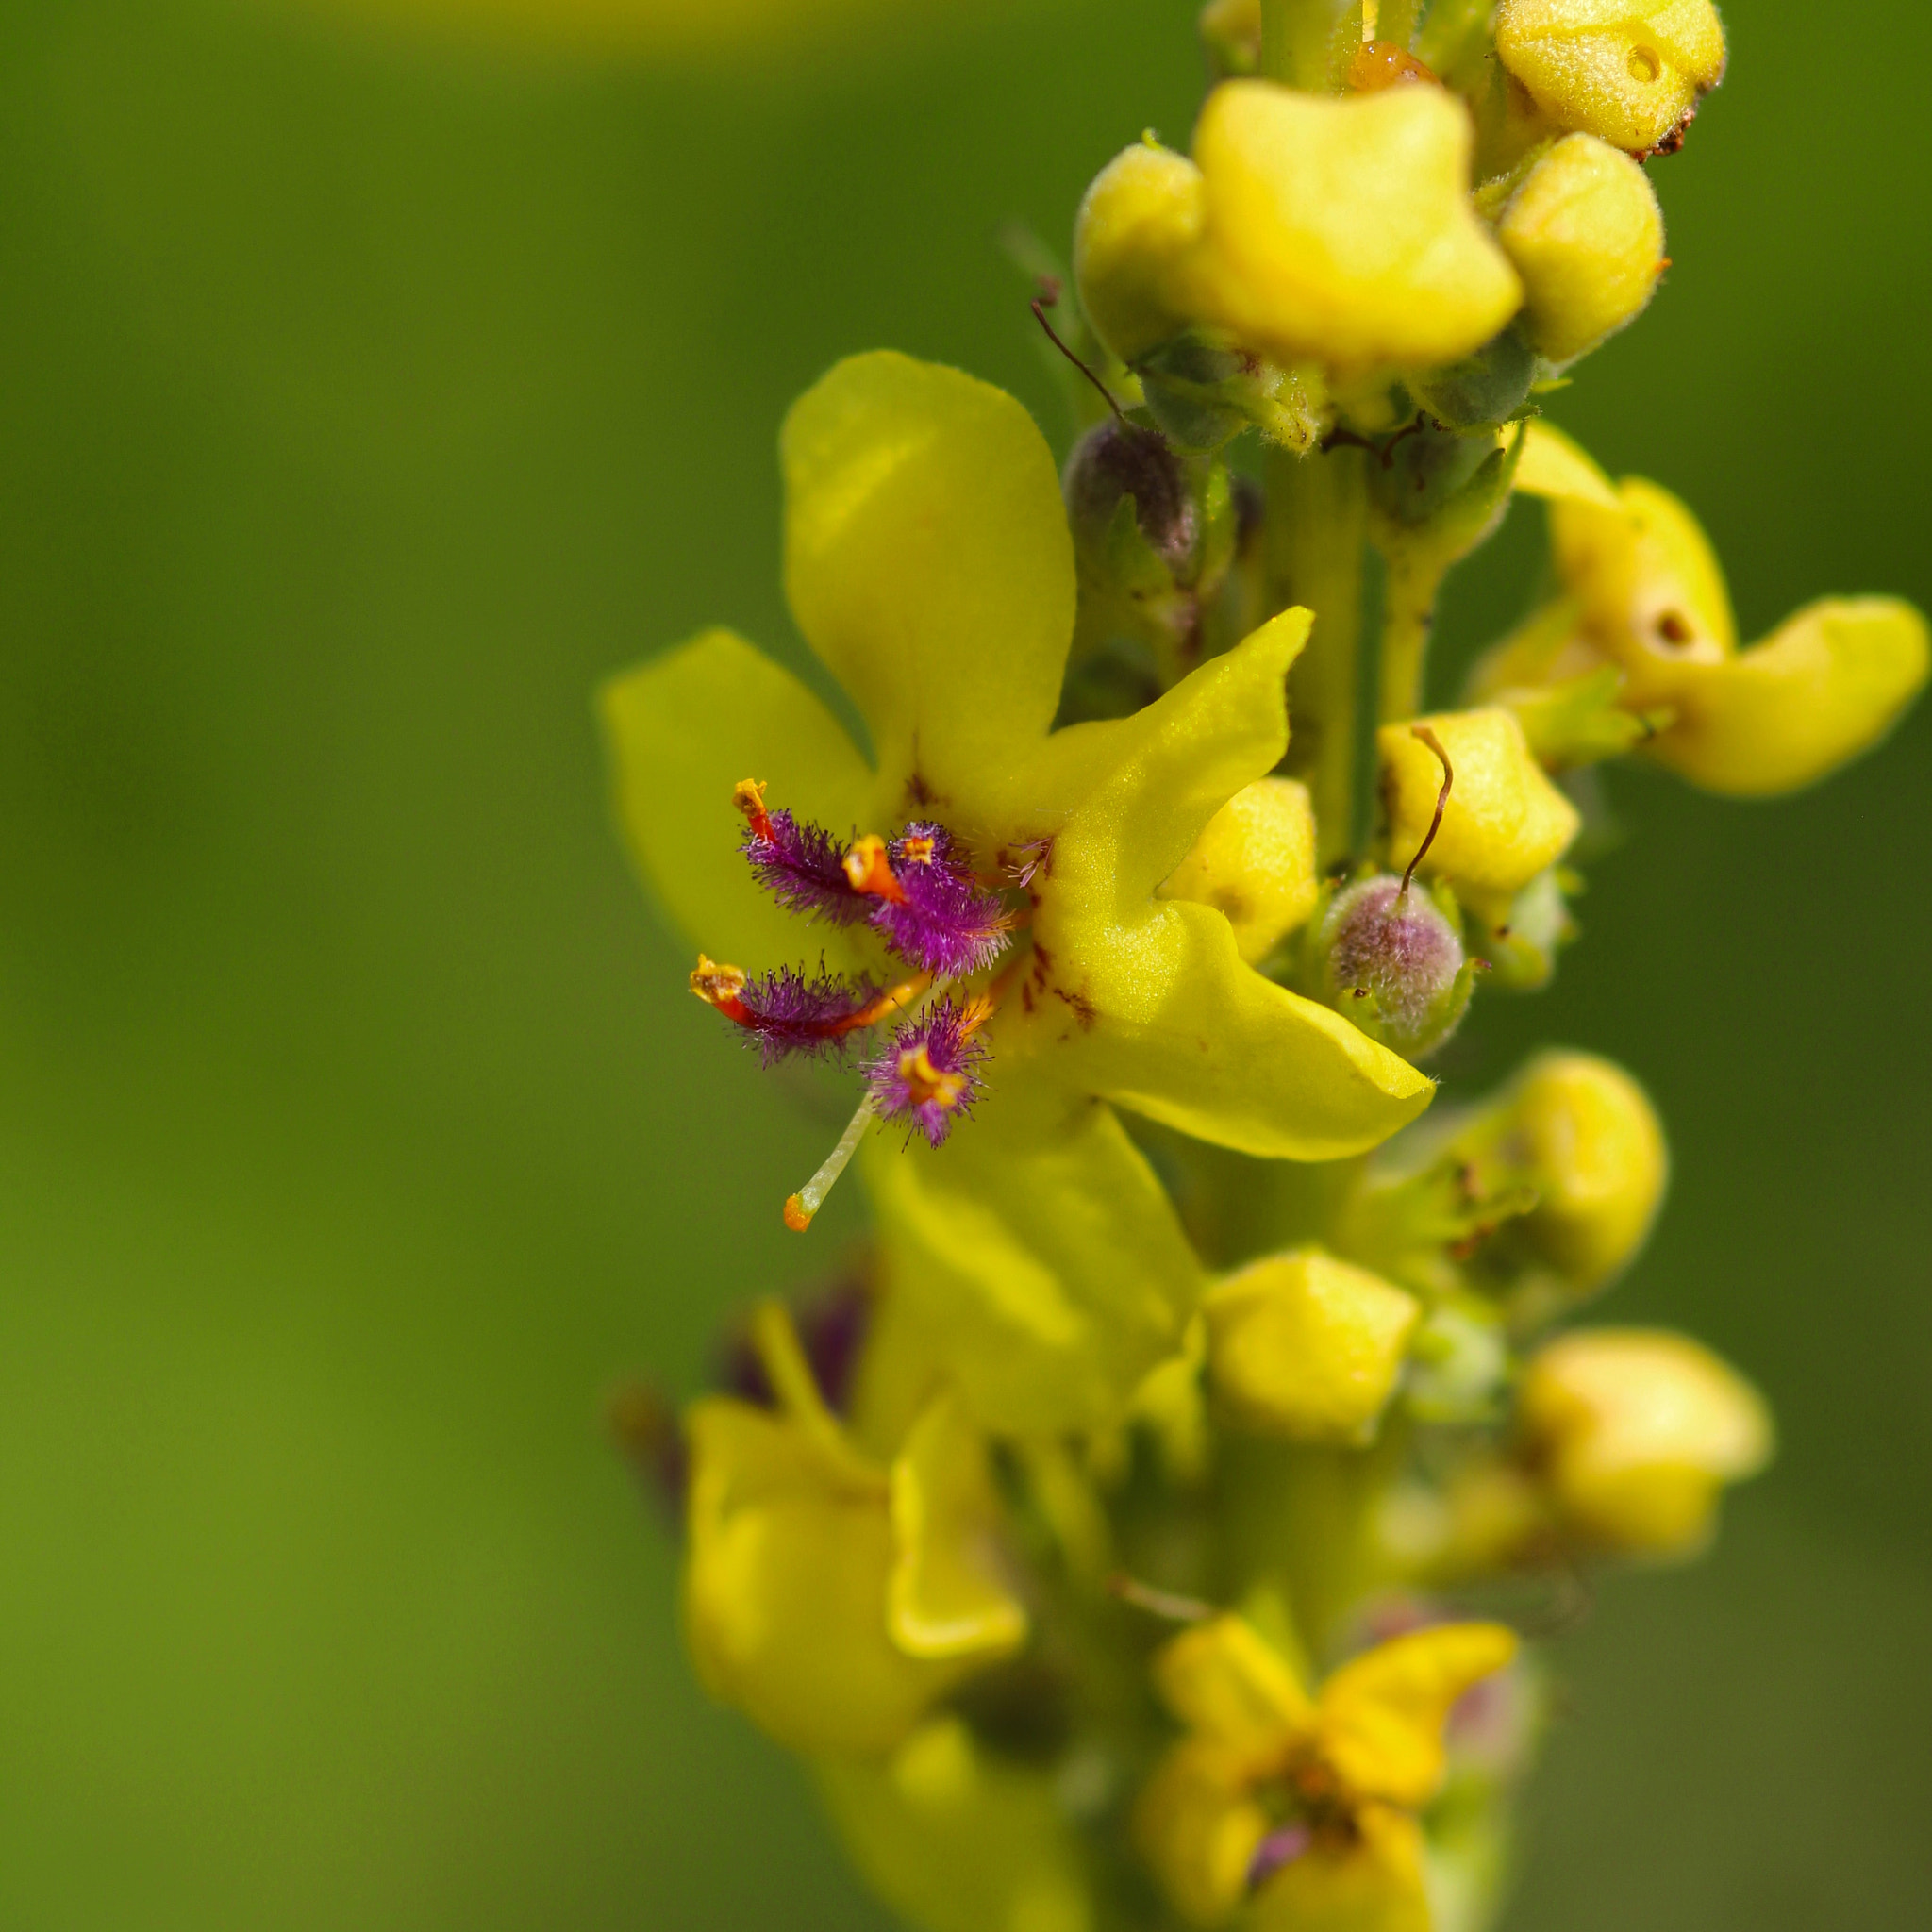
(1202, 1247, 1422, 1442)
(1198, 0, 1261, 77)
(1495, 0, 1727, 156)
(1065, 418, 1200, 579)
(1183, 81, 1523, 375)
(1158, 776, 1319, 963)
(1316, 874, 1473, 1059)
(1507, 1049, 1668, 1289)
(1378, 708, 1580, 911)
(1497, 133, 1665, 365)
(1074, 142, 1207, 367)
(1519, 1329, 1774, 1557)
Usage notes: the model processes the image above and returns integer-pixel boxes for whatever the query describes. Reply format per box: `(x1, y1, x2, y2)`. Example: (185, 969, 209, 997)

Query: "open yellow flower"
(1076, 82, 1522, 380)
(1484, 425, 1930, 793)
(683, 1300, 1025, 1756)
(604, 352, 1433, 1432)
(1137, 1615, 1518, 1930)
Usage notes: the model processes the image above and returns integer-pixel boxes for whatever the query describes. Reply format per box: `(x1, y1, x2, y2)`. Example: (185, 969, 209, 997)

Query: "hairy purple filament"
(741, 808, 868, 924)
(718, 964, 888, 1067)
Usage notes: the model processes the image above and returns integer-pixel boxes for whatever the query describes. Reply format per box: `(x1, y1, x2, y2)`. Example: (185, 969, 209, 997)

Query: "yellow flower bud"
(1507, 1049, 1668, 1289)
(1378, 708, 1580, 909)
(1183, 82, 1524, 375)
(1496, 0, 1727, 156)
(1549, 481, 1932, 793)
(1158, 776, 1319, 963)
(1497, 132, 1665, 364)
(1202, 1247, 1422, 1442)
(1073, 142, 1208, 366)
(1520, 1329, 1774, 1557)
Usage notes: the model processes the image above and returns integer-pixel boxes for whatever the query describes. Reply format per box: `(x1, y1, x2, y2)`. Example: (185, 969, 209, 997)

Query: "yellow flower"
(1076, 83, 1522, 379)
(1518, 1327, 1774, 1556)
(818, 1717, 1094, 1932)
(1202, 1248, 1422, 1445)
(683, 1300, 1025, 1756)
(1137, 1615, 1518, 1929)
(604, 352, 1433, 1433)
(1495, 132, 1665, 364)
(1495, 0, 1727, 156)
(1158, 776, 1320, 966)
(1482, 434, 1931, 793)
(1377, 708, 1580, 914)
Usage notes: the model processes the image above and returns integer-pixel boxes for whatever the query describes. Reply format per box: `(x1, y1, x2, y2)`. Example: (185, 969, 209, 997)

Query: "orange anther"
(898, 834, 936, 867)
(896, 1045, 969, 1111)
(732, 778, 774, 841)
(783, 1193, 814, 1232)
(842, 834, 907, 903)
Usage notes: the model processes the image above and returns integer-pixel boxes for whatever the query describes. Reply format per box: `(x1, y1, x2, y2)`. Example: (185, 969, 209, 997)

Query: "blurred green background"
(2, 0, 1926, 1924)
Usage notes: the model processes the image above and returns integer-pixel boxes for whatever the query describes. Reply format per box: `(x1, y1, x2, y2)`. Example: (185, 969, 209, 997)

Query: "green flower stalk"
(599, 5, 1926, 1930)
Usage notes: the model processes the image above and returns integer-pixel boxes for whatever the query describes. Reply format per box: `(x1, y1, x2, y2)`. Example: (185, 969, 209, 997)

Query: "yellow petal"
(1184, 81, 1523, 375)
(819, 1719, 1095, 1932)
(1021, 613, 1435, 1160)
(1158, 776, 1320, 964)
(1497, 0, 1727, 155)
(887, 1391, 1028, 1661)
(1551, 475, 1738, 664)
(1644, 596, 1931, 795)
(1202, 1248, 1421, 1443)
(782, 351, 1074, 818)
(1250, 1804, 1431, 1932)
(1522, 1328, 1774, 1556)
(1379, 708, 1580, 906)
(1152, 1614, 1314, 1746)
(860, 1079, 1204, 1436)
(1136, 1738, 1273, 1927)
(1513, 421, 1622, 511)
(683, 1396, 968, 1757)
(1497, 133, 1665, 364)
(1074, 142, 1209, 365)
(599, 626, 875, 964)
(1316, 1623, 1519, 1807)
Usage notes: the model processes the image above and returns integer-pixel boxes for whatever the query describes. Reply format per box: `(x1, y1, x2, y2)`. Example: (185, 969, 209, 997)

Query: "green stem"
(1376, 546, 1449, 724)
(1268, 441, 1369, 867)
(1261, 0, 1350, 90)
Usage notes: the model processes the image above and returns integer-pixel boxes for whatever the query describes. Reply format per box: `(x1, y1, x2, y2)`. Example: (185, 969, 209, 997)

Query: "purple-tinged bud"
(862, 823, 1013, 979)
(1064, 419, 1200, 579)
(1317, 876, 1473, 1060)
(866, 997, 990, 1146)
(716, 1272, 873, 1419)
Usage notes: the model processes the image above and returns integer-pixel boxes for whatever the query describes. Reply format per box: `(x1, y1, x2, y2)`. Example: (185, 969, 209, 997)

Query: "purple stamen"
(866, 998, 989, 1146)
(866, 823, 1013, 978)
(742, 808, 868, 924)
(708, 963, 887, 1066)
